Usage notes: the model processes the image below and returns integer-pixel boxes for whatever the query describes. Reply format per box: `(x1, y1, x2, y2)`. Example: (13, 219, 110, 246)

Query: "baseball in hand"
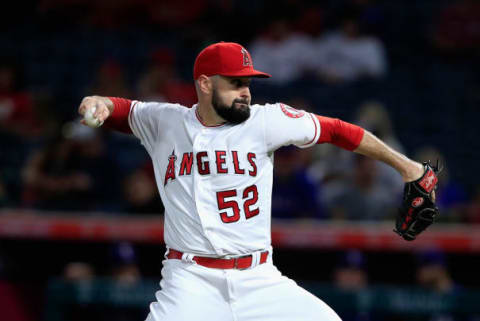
(84, 107, 104, 128)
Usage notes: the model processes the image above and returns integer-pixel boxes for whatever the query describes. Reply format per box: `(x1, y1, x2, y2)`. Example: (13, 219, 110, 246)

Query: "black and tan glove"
(394, 161, 442, 241)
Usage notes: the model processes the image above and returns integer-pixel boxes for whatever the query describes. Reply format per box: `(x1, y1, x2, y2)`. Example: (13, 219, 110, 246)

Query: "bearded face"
(211, 88, 251, 124)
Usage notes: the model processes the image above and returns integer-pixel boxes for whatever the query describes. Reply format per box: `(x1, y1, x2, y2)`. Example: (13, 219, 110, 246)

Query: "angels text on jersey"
(164, 149, 257, 186)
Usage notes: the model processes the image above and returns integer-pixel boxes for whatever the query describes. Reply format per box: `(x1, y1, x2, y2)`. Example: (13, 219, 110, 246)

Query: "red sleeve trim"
(315, 115, 364, 151)
(103, 97, 133, 134)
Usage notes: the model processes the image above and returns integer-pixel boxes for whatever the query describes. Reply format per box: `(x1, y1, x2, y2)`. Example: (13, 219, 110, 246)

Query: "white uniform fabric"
(127, 101, 340, 321)
(128, 101, 320, 257)
(146, 257, 341, 321)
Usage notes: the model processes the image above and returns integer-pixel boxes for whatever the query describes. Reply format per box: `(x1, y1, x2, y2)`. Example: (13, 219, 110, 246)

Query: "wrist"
(102, 97, 114, 114)
(401, 161, 424, 182)
(103, 97, 133, 134)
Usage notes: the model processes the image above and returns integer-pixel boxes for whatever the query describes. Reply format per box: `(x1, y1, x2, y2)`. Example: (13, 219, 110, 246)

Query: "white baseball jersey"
(128, 101, 321, 257)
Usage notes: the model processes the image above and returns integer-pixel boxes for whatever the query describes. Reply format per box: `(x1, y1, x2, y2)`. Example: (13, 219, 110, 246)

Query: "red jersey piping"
(195, 108, 226, 128)
(302, 113, 319, 146)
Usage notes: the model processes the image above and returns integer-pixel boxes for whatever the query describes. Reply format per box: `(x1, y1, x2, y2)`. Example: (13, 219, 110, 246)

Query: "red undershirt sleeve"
(103, 97, 133, 134)
(315, 115, 365, 151)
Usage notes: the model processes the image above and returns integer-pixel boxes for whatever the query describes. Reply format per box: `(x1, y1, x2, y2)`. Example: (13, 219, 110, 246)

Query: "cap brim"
(220, 69, 271, 78)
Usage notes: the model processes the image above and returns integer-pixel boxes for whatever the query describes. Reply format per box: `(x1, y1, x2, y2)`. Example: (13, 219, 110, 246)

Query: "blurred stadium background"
(1, 0, 480, 320)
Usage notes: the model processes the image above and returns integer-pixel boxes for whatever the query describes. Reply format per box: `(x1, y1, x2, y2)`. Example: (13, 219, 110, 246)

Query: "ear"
(196, 75, 212, 95)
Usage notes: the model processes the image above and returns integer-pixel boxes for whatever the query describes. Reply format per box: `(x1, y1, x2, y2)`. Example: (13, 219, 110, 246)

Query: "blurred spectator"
(249, 17, 315, 84)
(137, 48, 197, 106)
(415, 250, 458, 295)
(333, 250, 368, 291)
(310, 10, 387, 84)
(307, 142, 354, 195)
(0, 59, 42, 138)
(63, 261, 95, 282)
(414, 250, 469, 321)
(309, 101, 403, 220)
(431, 0, 480, 59)
(272, 146, 323, 219)
(413, 146, 468, 222)
(101, 242, 143, 321)
(355, 101, 403, 152)
(109, 242, 141, 286)
(354, 101, 404, 198)
(123, 162, 164, 215)
(21, 122, 121, 212)
(325, 154, 396, 221)
(332, 250, 373, 321)
(88, 60, 132, 98)
(60, 261, 96, 321)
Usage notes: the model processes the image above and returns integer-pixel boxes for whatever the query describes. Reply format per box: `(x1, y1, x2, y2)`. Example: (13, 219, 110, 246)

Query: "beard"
(212, 89, 251, 124)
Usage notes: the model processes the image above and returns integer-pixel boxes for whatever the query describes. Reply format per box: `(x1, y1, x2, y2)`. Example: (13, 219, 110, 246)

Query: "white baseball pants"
(145, 251, 341, 321)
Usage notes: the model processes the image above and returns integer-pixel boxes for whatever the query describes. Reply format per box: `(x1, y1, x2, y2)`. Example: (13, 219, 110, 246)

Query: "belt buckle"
(233, 254, 252, 270)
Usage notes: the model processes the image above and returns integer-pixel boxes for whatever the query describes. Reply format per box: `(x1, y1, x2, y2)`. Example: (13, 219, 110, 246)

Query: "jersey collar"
(193, 104, 227, 128)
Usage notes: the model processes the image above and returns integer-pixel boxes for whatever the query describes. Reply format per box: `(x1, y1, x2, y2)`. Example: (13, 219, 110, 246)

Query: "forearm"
(353, 130, 423, 182)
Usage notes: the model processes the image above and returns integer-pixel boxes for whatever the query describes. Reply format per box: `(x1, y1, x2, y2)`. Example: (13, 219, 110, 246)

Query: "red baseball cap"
(193, 42, 271, 79)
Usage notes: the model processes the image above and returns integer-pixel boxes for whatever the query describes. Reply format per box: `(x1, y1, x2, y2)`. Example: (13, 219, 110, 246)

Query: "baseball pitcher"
(78, 42, 439, 321)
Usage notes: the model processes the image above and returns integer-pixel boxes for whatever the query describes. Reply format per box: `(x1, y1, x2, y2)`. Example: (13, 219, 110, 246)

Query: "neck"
(196, 101, 226, 126)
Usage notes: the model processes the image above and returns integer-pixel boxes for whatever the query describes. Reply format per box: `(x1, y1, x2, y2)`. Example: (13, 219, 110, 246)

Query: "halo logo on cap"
(241, 48, 252, 67)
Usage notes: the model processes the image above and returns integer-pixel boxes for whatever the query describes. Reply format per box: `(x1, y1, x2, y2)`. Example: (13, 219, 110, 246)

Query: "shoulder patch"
(280, 103, 305, 119)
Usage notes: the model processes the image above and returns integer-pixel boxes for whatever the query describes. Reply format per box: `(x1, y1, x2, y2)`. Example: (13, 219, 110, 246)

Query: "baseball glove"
(394, 161, 442, 241)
